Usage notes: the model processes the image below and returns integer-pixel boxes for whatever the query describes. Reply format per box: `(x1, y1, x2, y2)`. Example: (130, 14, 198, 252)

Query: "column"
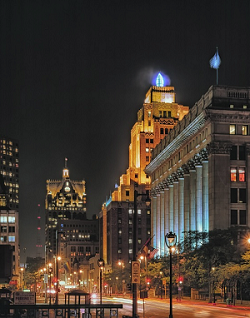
(160, 190, 165, 257)
(164, 187, 169, 256)
(196, 165, 203, 232)
(184, 173, 190, 233)
(189, 169, 196, 231)
(169, 184, 174, 231)
(178, 177, 184, 243)
(202, 161, 209, 232)
(156, 193, 161, 253)
(173, 181, 179, 237)
(152, 194, 157, 249)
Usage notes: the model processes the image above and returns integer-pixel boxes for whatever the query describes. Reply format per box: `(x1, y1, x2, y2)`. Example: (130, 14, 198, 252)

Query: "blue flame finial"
(156, 73, 164, 87)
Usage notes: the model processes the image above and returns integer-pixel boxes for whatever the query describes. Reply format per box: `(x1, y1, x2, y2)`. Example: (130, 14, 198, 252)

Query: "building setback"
(100, 73, 189, 270)
(145, 85, 250, 257)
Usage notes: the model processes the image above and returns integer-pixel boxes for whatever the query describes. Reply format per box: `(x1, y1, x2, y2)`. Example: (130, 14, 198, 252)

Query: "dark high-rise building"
(0, 135, 20, 284)
(0, 137, 19, 210)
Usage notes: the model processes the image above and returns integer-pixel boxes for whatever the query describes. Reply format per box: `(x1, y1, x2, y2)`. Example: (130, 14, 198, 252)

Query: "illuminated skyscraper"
(0, 135, 20, 284)
(100, 73, 188, 269)
(45, 159, 99, 271)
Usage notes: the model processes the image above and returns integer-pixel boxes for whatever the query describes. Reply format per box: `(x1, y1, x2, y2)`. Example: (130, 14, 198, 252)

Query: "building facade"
(0, 136, 20, 285)
(145, 85, 250, 257)
(45, 160, 99, 276)
(100, 73, 189, 269)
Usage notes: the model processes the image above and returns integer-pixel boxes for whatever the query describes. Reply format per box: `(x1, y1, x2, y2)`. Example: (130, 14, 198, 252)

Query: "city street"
(104, 296, 250, 318)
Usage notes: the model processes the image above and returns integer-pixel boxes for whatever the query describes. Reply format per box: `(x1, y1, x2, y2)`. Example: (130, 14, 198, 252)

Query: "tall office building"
(45, 160, 99, 271)
(0, 137, 19, 210)
(145, 85, 250, 256)
(100, 73, 188, 269)
(0, 136, 20, 284)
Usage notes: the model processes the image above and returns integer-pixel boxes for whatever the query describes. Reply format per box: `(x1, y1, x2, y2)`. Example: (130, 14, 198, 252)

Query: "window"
(231, 210, 237, 225)
(165, 128, 168, 134)
(160, 128, 164, 134)
(129, 209, 133, 215)
(239, 146, 246, 160)
(231, 188, 237, 203)
(9, 236, 15, 242)
(118, 218, 122, 224)
(159, 111, 162, 117)
(146, 139, 149, 144)
(146, 156, 149, 162)
(129, 249, 133, 254)
(146, 147, 149, 153)
(148, 121, 151, 126)
(242, 125, 248, 135)
(239, 168, 245, 182)
(1, 226, 7, 232)
(137, 209, 141, 215)
(240, 210, 246, 225)
(148, 111, 151, 117)
(8, 216, 15, 223)
(0, 216, 7, 223)
(239, 189, 246, 203)
(168, 111, 171, 117)
(8, 226, 15, 233)
(150, 139, 154, 144)
(129, 219, 132, 225)
(163, 111, 166, 117)
(230, 124, 236, 134)
(126, 190, 129, 197)
(129, 238, 132, 244)
(118, 249, 122, 254)
(147, 210, 150, 215)
(0, 236, 7, 242)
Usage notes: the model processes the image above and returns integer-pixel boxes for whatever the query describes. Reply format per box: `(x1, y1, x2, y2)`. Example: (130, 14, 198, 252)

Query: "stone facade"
(145, 85, 250, 256)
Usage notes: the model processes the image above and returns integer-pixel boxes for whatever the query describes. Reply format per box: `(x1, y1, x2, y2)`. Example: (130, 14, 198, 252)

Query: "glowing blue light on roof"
(156, 73, 164, 87)
(152, 72, 171, 87)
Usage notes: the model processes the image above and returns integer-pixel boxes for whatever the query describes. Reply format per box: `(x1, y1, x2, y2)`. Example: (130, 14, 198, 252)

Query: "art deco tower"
(100, 73, 189, 268)
(45, 159, 87, 261)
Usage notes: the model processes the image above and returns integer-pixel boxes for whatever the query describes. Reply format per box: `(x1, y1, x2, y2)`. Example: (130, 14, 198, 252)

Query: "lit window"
(129, 209, 133, 214)
(230, 124, 236, 135)
(230, 168, 237, 182)
(242, 125, 248, 135)
(146, 148, 149, 153)
(137, 209, 141, 215)
(8, 216, 15, 223)
(118, 249, 122, 254)
(147, 210, 150, 215)
(0, 216, 7, 223)
(0, 236, 7, 242)
(8, 236, 15, 242)
(148, 111, 151, 117)
(129, 239, 132, 244)
(129, 249, 133, 254)
(239, 168, 245, 182)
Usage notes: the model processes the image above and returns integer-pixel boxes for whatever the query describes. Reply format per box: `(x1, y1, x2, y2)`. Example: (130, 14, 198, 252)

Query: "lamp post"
(133, 186, 150, 318)
(55, 256, 61, 305)
(98, 258, 105, 305)
(48, 263, 53, 305)
(165, 232, 177, 318)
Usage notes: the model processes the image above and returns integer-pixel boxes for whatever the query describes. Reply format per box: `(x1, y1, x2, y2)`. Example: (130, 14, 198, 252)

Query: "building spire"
(63, 158, 69, 179)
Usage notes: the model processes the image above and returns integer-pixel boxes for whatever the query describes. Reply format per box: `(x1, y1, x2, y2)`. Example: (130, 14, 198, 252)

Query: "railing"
(0, 303, 123, 318)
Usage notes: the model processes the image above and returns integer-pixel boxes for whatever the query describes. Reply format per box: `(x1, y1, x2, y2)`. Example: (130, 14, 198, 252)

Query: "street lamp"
(97, 258, 105, 305)
(165, 232, 177, 318)
(48, 263, 53, 305)
(133, 186, 150, 318)
(55, 256, 61, 305)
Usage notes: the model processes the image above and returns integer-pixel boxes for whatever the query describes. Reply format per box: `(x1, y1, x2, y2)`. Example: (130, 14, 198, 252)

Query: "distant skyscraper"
(0, 135, 20, 285)
(45, 159, 99, 272)
(100, 73, 189, 269)
(0, 136, 19, 210)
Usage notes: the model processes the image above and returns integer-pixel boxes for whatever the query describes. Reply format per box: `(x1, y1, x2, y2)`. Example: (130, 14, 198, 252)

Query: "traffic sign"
(132, 261, 140, 283)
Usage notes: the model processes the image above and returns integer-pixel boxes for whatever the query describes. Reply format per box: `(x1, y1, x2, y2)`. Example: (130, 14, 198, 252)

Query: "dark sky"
(1, 0, 250, 262)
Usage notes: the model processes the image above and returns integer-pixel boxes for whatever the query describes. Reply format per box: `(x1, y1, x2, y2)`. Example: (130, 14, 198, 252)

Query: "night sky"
(1, 1, 250, 262)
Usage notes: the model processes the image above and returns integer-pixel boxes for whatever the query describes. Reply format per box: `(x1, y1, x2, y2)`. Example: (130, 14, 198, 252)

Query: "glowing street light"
(165, 232, 177, 318)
